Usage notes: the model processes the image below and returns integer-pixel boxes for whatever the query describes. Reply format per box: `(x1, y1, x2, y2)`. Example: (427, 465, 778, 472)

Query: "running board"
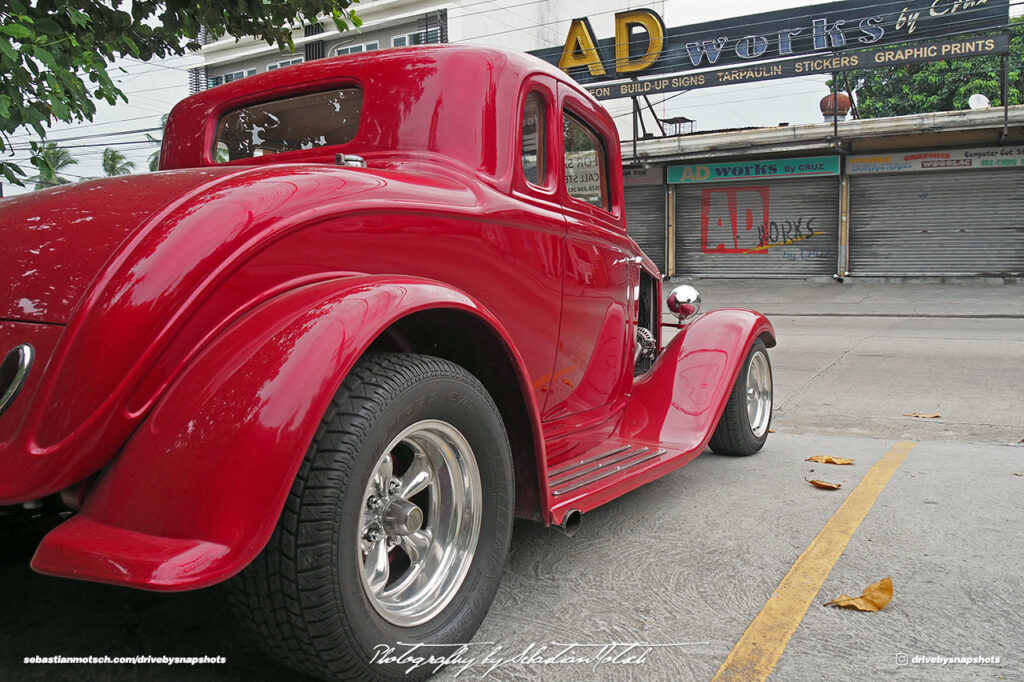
(549, 445, 667, 497)
(544, 440, 704, 525)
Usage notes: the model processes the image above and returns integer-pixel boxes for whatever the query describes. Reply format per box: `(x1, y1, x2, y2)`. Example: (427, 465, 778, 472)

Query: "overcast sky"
(3, 0, 1019, 195)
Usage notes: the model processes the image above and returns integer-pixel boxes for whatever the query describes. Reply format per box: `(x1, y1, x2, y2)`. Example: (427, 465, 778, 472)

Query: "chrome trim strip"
(547, 445, 632, 478)
(549, 447, 651, 488)
(552, 449, 668, 497)
(0, 343, 34, 417)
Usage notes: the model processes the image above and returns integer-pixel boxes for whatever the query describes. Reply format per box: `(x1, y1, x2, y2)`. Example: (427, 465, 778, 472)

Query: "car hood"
(1, 169, 243, 324)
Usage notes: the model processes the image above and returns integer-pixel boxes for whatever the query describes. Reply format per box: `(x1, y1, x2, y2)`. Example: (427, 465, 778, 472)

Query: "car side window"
(563, 112, 608, 210)
(521, 92, 545, 186)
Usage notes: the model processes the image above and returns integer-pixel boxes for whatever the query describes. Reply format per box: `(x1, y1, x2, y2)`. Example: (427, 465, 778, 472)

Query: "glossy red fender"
(545, 308, 775, 523)
(624, 309, 776, 450)
(31, 276, 541, 590)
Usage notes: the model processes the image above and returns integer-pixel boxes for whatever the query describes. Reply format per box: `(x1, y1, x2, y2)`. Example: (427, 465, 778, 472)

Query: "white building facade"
(192, 0, 666, 139)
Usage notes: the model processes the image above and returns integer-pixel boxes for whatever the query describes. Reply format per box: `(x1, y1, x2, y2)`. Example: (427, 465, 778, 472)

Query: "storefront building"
(623, 105, 1024, 279)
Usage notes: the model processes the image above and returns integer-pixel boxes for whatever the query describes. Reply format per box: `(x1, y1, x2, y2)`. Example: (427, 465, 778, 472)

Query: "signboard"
(565, 151, 603, 201)
(587, 34, 1008, 100)
(669, 156, 840, 184)
(530, 0, 1009, 86)
(623, 165, 663, 186)
(848, 146, 1024, 173)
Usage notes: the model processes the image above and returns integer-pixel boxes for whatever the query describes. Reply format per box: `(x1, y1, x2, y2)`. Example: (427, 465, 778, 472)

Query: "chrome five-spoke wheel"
(359, 420, 482, 627)
(709, 339, 773, 456)
(228, 353, 513, 682)
(745, 349, 772, 439)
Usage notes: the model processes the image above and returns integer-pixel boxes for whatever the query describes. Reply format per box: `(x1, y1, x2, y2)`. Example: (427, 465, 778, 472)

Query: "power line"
(7, 140, 158, 152)
(5, 114, 167, 141)
(15, 126, 163, 144)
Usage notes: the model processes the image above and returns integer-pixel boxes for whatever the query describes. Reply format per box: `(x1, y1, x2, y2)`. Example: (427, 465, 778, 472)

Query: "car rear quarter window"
(214, 88, 362, 162)
(521, 92, 546, 186)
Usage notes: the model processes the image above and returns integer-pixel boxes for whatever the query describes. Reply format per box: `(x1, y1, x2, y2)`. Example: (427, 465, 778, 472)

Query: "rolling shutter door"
(849, 169, 1024, 276)
(675, 176, 839, 276)
(624, 184, 667, 273)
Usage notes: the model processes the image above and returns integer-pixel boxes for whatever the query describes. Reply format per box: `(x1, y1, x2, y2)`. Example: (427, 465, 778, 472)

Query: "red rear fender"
(31, 276, 538, 590)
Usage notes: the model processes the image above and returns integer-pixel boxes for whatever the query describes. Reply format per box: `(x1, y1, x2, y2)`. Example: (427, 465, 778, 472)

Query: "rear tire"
(227, 353, 513, 681)
(708, 339, 772, 456)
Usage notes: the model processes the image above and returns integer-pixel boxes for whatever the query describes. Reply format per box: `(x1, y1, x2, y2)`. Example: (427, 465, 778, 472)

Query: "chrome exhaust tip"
(556, 509, 581, 537)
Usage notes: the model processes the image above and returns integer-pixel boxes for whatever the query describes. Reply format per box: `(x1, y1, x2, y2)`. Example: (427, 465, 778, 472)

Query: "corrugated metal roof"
(625, 106, 1024, 162)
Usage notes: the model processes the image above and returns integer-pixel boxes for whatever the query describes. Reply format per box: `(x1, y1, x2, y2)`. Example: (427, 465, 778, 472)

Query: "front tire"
(228, 353, 513, 681)
(708, 339, 772, 456)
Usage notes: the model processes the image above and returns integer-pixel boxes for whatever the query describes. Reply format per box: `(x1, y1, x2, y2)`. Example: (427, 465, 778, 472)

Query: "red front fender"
(624, 308, 776, 451)
(544, 308, 775, 523)
(31, 276, 537, 590)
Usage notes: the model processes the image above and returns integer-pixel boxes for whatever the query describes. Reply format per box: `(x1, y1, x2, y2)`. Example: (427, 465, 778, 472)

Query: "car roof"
(161, 45, 589, 185)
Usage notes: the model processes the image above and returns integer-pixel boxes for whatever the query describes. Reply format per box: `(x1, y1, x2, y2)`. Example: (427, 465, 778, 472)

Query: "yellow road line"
(712, 441, 916, 682)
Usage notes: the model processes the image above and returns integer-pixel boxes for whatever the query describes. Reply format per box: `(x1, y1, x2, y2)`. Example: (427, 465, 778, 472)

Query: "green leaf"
(67, 9, 90, 28)
(0, 95, 10, 119)
(122, 35, 139, 57)
(33, 17, 62, 36)
(31, 45, 60, 71)
(1, 161, 27, 186)
(0, 35, 18, 61)
(48, 96, 69, 120)
(0, 24, 33, 40)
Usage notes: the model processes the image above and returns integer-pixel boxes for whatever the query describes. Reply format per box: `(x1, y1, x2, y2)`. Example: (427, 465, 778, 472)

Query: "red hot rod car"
(1, 46, 774, 680)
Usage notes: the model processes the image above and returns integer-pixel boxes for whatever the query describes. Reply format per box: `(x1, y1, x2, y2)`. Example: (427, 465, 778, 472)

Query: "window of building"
(333, 41, 379, 56)
(521, 92, 546, 187)
(223, 69, 257, 83)
(267, 57, 304, 71)
(207, 68, 256, 88)
(391, 28, 441, 47)
(563, 113, 607, 210)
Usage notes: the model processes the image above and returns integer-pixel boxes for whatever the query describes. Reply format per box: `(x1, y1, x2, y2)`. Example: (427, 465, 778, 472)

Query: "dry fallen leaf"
(825, 577, 893, 612)
(806, 456, 855, 465)
(1014, 473, 1023, 477)
(768, 428, 776, 433)
(903, 412, 940, 419)
(806, 477, 842, 490)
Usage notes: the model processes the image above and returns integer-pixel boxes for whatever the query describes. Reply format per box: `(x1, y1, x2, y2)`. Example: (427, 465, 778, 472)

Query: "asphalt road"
(3, 283, 1022, 682)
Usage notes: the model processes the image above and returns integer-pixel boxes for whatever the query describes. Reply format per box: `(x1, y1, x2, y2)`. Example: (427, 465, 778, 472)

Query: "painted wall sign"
(529, 0, 1009, 85)
(586, 34, 1008, 100)
(847, 146, 1024, 173)
(669, 157, 840, 184)
(694, 185, 833, 260)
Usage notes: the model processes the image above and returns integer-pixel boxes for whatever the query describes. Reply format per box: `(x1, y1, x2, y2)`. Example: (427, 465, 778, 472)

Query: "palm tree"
(147, 113, 169, 171)
(27, 143, 79, 190)
(101, 148, 136, 176)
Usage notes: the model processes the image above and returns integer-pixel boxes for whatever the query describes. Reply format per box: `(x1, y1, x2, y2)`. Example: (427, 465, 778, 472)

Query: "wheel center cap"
(381, 498, 423, 535)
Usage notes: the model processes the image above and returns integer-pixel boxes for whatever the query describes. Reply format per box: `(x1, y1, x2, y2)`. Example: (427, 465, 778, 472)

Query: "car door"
(542, 84, 637, 421)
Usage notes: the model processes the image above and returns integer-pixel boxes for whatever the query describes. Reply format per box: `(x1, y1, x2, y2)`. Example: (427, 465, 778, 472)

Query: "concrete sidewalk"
(664, 277, 1024, 318)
